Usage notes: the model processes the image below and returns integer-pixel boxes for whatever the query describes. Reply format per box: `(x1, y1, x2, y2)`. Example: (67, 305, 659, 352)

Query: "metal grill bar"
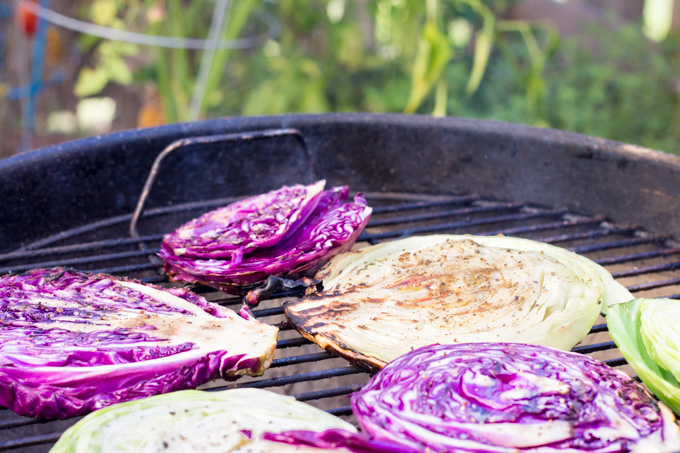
(368, 196, 477, 214)
(366, 202, 523, 228)
(627, 277, 680, 292)
(91, 262, 160, 275)
(0, 249, 156, 275)
(294, 385, 364, 402)
(276, 338, 312, 349)
(0, 418, 40, 430)
(605, 358, 629, 368)
(230, 366, 366, 390)
(271, 352, 332, 368)
(0, 434, 62, 451)
(538, 227, 635, 245)
(363, 209, 567, 241)
(611, 262, 680, 279)
(482, 217, 605, 237)
(570, 236, 667, 254)
(571, 341, 617, 355)
(596, 247, 680, 266)
(589, 323, 609, 334)
(0, 235, 164, 263)
(252, 307, 285, 317)
(327, 406, 353, 416)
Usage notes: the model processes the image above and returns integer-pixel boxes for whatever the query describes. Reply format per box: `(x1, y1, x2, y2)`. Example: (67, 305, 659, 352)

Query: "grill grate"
(2, 192, 680, 452)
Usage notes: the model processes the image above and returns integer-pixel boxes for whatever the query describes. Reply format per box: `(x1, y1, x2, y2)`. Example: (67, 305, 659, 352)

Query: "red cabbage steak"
(159, 181, 372, 293)
(352, 343, 680, 452)
(163, 180, 326, 260)
(0, 268, 278, 419)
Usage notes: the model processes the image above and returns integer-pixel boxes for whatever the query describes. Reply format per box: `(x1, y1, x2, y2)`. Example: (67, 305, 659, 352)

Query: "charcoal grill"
(2, 113, 680, 452)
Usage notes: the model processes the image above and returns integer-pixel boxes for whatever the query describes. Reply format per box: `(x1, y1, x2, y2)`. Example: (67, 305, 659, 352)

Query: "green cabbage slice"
(50, 389, 357, 453)
(607, 297, 680, 414)
(285, 234, 632, 368)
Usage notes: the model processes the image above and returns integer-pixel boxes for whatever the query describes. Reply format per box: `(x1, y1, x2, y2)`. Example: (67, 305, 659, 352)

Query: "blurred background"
(0, 0, 678, 158)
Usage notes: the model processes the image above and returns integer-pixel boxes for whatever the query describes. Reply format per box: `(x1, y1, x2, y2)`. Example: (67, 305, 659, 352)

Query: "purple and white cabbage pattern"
(163, 180, 326, 260)
(351, 343, 680, 453)
(263, 429, 420, 453)
(159, 181, 372, 292)
(0, 268, 278, 419)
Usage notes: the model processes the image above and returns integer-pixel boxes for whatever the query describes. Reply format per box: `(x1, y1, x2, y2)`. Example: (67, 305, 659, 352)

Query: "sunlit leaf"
(91, 0, 117, 26)
(403, 21, 452, 113)
(465, 10, 496, 95)
(104, 55, 133, 85)
(74, 67, 110, 97)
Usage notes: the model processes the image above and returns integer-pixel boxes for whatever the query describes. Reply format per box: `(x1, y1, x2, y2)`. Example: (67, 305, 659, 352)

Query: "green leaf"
(299, 80, 330, 113)
(103, 56, 133, 85)
(74, 67, 110, 97)
(91, 0, 117, 26)
(337, 24, 364, 71)
(465, 11, 496, 95)
(403, 21, 453, 113)
(432, 79, 447, 117)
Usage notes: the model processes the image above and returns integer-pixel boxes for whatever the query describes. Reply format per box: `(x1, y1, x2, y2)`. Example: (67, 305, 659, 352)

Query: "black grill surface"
(2, 191, 680, 451)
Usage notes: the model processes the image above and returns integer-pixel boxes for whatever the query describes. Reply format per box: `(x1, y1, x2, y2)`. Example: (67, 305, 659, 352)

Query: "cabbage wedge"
(351, 343, 680, 452)
(0, 268, 278, 419)
(607, 298, 680, 414)
(50, 389, 357, 453)
(160, 182, 372, 293)
(285, 234, 631, 368)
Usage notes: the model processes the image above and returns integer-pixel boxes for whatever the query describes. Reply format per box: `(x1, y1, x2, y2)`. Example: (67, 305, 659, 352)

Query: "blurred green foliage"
(76, 0, 680, 154)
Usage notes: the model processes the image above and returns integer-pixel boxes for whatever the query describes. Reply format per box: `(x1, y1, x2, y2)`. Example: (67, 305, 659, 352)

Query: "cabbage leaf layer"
(607, 297, 680, 414)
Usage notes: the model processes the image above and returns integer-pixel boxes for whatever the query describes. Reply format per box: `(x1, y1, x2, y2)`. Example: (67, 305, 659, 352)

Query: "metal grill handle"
(129, 128, 315, 238)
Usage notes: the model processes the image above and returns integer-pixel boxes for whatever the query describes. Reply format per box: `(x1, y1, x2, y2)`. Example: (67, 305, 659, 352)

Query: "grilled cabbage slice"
(285, 234, 631, 368)
(0, 268, 278, 419)
(163, 180, 326, 259)
(50, 389, 357, 453)
(607, 298, 680, 414)
(351, 343, 680, 452)
(159, 183, 371, 293)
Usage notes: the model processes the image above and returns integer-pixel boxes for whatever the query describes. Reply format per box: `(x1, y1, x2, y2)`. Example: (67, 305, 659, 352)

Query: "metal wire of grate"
(1, 192, 680, 452)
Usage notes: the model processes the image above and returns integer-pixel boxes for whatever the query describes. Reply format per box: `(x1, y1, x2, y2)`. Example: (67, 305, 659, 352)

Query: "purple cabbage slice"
(352, 343, 680, 453)
(263, 429, 420, 453)
(0, 268, 278, 419)
(159, 187, 371, 293)
(163, 180, 326, 259)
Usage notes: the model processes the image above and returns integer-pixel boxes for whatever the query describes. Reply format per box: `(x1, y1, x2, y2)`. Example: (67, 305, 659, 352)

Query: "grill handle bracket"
(129, 128, 315, 238)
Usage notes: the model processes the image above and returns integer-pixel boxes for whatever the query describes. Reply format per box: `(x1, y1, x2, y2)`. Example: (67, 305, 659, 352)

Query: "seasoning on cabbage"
(351, 343, 680, 453)
(0, 268, 278, 419)
(50, 388, 357, 453)
(285, 234, 631, 368)
(159, 182, 372, 294)
(607, 297, 680, 414)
